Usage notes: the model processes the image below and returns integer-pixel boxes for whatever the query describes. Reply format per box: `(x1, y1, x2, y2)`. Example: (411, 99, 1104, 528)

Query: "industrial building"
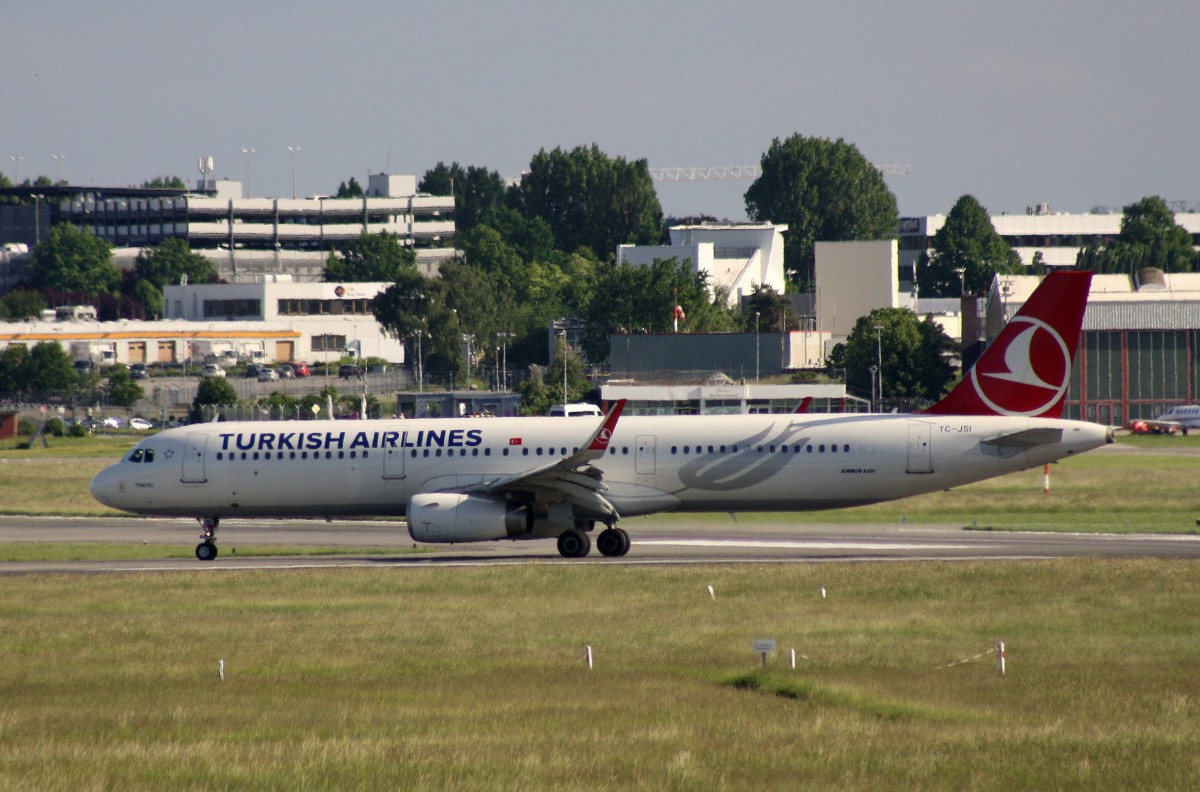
(0, 172, 456, 284)
(988, 270, 1200, 425)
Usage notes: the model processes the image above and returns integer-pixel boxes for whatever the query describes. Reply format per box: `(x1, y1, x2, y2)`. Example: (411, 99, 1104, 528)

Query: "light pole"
(241, 147, 255, 197)
(9, 155, 22, 183)
(287, 145, 300, 199)
(51, 154, 65, 182)
(559, 330, 568, 413)
(873, 323, 884, 411)
(31, 193, 43, 244)
(496, 331, 514, 391)
(869, 365, 878, 412)
(755, 311, 761, 382)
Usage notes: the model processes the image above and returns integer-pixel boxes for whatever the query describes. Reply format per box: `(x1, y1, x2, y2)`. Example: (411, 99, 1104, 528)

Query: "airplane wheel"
(614, 527, 630, 556)
(597, 528, 629, 557)
(557, 529, 591, 559)
(196, 541, 218, 561)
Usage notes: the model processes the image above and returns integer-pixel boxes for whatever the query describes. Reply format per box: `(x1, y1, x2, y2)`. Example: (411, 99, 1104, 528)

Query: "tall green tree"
(135, 237, 216, 291)
(24, 342, 79, 400)
(371, 268, 461, 382)
(511, 144, 664, 258)
(919, 195, 1022, 296)
(1076, 196, 1198, 275)
(738, 284, 798, 332)
(836, 307, 955, 405)
(324, 231, 417, 282)
(517, 337, 591, 415)
(129, 279, 164, 319)
(419, 163, 507, 235)
(335, 177, 365, 198)
(31, 224, 120, 295)
(744, 135, 898, 291)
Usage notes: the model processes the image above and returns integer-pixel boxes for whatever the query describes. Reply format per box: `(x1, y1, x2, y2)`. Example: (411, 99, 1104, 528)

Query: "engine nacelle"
(407, 493, 531, 543)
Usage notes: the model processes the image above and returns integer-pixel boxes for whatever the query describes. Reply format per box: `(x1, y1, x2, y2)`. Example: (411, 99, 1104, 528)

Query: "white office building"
(616, 222, 788, 305)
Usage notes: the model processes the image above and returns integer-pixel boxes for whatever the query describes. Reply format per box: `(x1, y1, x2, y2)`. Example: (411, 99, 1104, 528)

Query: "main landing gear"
(196, 517, 219, 561)
(556, 526, 630, 559)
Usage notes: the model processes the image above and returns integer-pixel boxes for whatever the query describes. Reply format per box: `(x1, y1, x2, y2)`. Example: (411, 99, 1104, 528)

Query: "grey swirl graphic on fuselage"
(674, 415, 897, 493)
(676, 423, 811, 492)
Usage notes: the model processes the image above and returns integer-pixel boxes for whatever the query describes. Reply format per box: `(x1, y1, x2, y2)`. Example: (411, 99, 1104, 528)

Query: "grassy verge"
(0, 543, 424, 563)
(0, 561, 1196, 789)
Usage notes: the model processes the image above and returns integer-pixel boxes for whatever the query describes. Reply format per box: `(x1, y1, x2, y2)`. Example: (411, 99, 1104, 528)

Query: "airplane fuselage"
(91, 412, 1111, 522)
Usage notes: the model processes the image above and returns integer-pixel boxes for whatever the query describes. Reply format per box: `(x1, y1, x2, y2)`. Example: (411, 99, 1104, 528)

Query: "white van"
(549, 403, 603, 418)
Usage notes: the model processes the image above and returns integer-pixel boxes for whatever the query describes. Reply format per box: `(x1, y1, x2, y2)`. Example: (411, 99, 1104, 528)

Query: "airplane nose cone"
(89, 465, 122, 508)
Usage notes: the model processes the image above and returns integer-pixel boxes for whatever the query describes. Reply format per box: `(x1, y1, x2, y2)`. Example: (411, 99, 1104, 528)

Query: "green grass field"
(0, 561, 1197, 790)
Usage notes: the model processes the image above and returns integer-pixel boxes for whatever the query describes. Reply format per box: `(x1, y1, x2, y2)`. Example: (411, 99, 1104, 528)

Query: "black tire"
(597, 528, 623, 557)
(196, 541, 218, 561)
(614, 527, 631, 557)
(557, 529, 590, 558)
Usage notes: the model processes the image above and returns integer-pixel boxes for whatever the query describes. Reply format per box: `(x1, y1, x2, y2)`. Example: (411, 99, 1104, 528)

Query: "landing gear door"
(635, 434, 656, 475)
(181, 433, 208, 483)
(906, 423, 933, 474)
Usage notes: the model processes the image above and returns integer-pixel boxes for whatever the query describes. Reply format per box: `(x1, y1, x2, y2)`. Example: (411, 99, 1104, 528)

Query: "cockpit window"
(126, 448, 155, 463)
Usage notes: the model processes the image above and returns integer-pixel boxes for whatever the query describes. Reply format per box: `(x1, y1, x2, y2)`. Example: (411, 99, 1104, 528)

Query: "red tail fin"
(923, 271, 1092, 418)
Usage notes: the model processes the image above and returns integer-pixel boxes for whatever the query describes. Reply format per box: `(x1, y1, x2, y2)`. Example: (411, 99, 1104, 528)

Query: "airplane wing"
(465, 400, 627, 520)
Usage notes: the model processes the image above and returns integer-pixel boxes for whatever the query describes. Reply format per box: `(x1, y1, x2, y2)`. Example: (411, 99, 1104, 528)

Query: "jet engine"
(407, 493, 532, 543)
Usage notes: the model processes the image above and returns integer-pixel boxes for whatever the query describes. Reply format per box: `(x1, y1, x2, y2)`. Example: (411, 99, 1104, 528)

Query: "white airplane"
(91, 271, 1111, 561)
(1128, 405, 1200, 435)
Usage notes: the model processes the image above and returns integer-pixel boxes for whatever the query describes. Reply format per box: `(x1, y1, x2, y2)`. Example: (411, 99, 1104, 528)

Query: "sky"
(4, 1, 1199, 222)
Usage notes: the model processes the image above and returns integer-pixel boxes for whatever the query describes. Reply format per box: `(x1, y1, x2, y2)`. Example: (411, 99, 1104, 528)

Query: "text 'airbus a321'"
(91, 271, 1111, 560)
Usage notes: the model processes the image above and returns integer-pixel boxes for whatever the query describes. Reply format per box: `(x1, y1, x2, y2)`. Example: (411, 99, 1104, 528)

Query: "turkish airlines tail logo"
(924, 271, 1092, 418)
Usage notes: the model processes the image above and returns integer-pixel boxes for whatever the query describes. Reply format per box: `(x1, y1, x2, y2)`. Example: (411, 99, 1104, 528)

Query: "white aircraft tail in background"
(92, 271, 1110, 560)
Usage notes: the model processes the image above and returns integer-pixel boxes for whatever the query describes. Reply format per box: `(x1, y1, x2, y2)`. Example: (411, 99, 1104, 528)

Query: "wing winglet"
(580, 399, 625, 461)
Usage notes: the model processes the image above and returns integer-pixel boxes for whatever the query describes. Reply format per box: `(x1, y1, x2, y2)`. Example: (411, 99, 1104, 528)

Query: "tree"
(516, 337, 592, 415)
(919, 195, 1022, 296)
(371, 268, 462, 382)
(335, 177, 365, 198)
(582, 258, 737, 363)
(744, 135, 898, 291)
(106, 364, 144, 407)
(24, 342, 79, 401)
(129, 279, 164, 319)
(837, 308, 955, 405)
(31, 223, 120, 295)
(738, 284, 798, 332)
(141, 176, 186, 189)
(323, 231, 417, 282)
(511, 144, 664, 258)
(419, 163, 507, 235)
(0, 289, 47, 321)
(135, 238, 216, 291)
(190, 377, 238, 423)
(1076, 196, 1198, 275)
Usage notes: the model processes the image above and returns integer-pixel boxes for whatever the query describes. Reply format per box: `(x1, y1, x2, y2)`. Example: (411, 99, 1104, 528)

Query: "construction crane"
(649, 164, 910, 182)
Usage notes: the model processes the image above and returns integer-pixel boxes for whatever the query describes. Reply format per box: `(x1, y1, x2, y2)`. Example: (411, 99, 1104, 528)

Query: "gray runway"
(1, 514, 1198, 575)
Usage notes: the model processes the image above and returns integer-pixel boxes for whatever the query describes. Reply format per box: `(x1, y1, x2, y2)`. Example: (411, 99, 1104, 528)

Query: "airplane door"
(383, 445, 406, 479)
(906, 424, 933, 474)
(635, 434, 656, 475)
(181, 433, 208, 483)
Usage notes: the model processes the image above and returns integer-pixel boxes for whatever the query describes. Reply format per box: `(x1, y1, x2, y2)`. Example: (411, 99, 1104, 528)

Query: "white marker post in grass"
(1043, 463, 1051, 494)
(219, 659, 225, 681)
(584, 645, 593, 670)
(707, 585, 715, 601)
(997, 641, 1006, 675)
(789, 648, 796, 670)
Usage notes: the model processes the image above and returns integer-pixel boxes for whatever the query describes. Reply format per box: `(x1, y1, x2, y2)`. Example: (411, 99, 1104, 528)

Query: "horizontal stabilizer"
(981, 427, 1064, 447)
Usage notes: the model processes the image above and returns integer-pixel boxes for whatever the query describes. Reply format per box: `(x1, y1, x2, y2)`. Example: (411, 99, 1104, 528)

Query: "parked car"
(339, 364, 362, 380)
(129, 417, 154, 430)
(244, 363, 263, 378)
(130, 363, 149, 380)
(73, 360, 94, 375)
(276, 364, 295, 379)
(202, 364, 226, 378)
(258, 367, 280, 382)
(290, 361, 311, 377)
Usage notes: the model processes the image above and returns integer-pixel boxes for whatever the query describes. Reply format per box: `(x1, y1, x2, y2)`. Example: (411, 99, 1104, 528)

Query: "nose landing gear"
(196, 517, 219, 561)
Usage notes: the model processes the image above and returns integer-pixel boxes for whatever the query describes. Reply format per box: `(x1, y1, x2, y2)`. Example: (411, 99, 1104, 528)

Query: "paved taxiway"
(1, 515, 1198, 574)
